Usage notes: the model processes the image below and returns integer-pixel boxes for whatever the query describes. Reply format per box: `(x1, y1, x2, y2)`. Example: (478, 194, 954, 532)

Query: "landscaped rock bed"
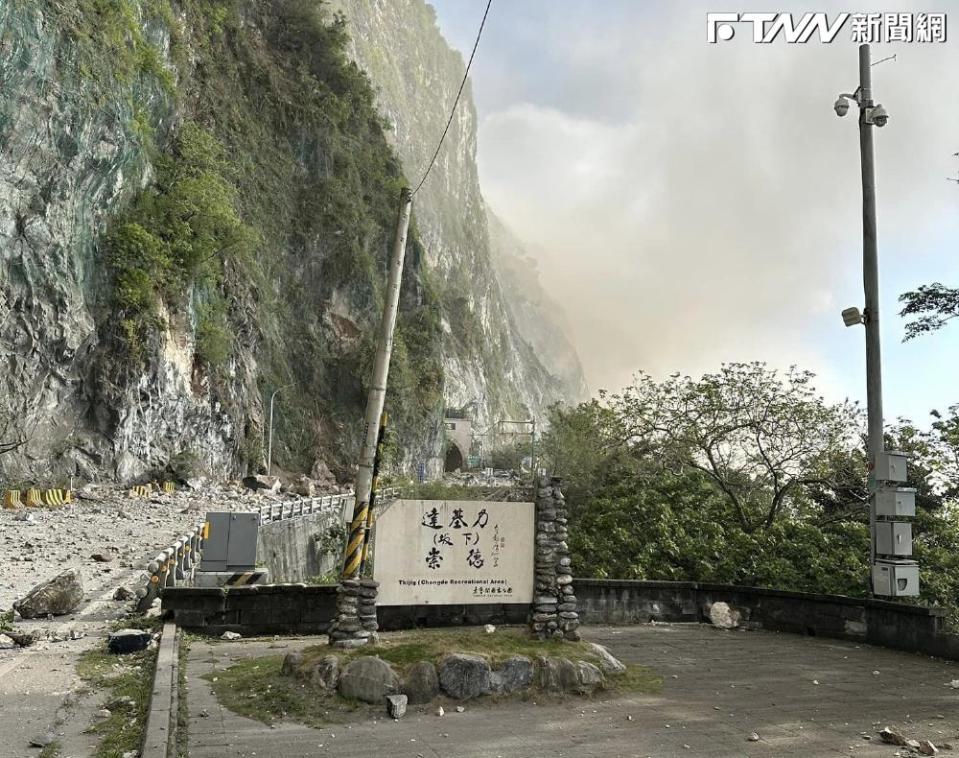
(278, 628, 637, 715)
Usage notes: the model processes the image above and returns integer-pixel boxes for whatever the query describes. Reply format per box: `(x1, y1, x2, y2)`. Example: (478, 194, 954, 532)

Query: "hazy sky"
(430, 0, 959, 425)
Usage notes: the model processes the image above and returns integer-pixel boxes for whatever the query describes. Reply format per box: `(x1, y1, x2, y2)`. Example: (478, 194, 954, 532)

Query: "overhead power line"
(411, 0, 493, 197)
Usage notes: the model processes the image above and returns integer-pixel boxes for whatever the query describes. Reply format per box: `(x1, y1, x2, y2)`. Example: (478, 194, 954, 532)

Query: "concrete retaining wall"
(161, 583, 527, 636)
(161, 578, 959, 662)
(257, 507, 347, 583)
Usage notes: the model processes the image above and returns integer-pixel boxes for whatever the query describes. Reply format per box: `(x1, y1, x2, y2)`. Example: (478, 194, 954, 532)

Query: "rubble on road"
(0, 478, 346, 611)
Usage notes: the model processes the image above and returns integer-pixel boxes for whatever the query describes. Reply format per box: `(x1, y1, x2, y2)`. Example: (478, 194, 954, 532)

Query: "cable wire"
(411, 0, 493, 197)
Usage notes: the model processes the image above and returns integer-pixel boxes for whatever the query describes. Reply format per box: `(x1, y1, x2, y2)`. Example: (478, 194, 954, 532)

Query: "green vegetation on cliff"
(39, 0, 445, 473)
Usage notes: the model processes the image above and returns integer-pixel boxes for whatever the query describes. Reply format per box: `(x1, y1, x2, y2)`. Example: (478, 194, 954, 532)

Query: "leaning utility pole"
(341, 187, 413, 581)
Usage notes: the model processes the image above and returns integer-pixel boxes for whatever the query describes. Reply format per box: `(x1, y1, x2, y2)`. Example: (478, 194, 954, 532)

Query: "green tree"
(899, 282, 959, 339)
(609, 363, 861, 531)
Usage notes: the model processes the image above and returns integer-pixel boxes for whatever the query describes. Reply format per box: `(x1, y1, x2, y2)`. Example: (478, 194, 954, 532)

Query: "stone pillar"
(327, 578, 379, 648)
(530, 477, 579, 641)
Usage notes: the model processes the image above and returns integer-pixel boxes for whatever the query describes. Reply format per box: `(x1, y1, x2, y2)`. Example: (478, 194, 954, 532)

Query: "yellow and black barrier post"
(3, 490, 22, 509)
(359, 413, 388, 575)
(25, 488, 42, 507)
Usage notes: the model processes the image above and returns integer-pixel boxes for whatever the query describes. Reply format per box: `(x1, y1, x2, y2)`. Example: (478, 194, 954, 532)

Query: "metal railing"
(136, 521, 206, 612)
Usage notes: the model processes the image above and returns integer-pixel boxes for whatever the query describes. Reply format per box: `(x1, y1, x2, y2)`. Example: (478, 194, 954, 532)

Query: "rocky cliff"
(331, 0, 588, 422)
(0, 0, 582, 486)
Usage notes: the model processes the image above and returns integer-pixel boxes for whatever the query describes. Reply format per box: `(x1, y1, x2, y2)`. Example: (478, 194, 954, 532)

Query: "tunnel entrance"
(444, 442, 464, 472)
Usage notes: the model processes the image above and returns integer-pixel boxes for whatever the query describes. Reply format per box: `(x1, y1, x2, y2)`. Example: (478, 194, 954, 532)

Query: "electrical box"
(872, 560, 919, 597)
(199, 512, 260, 572)
(875, 521, 912, 557)
(875, 487, 916, 517)
(874, 451, 908, 483)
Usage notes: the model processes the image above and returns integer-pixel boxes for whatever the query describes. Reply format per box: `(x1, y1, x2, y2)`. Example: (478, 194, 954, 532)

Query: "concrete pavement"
(183, 623, 959, 757)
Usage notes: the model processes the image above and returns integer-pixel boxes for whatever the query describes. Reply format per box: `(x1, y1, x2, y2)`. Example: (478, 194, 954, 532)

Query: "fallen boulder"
(292, 475, 315, 497)
(879, 727, 908, 747)
(242, 475, 281, 493)
(14, 568, 84, 618)
(113, 586, 134, 602)
(386, 693, 408, 719)
(708, 601, 741, 629)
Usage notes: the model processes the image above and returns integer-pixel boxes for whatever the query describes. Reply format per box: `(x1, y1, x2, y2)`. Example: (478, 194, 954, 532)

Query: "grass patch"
(207, 627, 660, 729)
(207, 654, 354, 729)
(77, 644, 157, 758)
(38, 743, 62, 758)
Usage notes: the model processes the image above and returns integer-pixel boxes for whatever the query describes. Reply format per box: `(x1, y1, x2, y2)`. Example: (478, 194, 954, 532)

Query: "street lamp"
(835, 43, 900, 590)
(266, 383, 297, 476)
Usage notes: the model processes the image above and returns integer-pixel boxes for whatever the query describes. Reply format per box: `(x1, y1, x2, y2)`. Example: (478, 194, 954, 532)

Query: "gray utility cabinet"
(872, 559, 919, 597)
(875, 487, 916, 517)
(874, 451, 908, 483)
(875, 521, 912, 557)
(200, 512, 259, 572)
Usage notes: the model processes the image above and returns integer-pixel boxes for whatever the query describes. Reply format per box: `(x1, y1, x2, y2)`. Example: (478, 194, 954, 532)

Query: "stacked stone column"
(327, 578, 379, 648)
(530, 477, 580, 641)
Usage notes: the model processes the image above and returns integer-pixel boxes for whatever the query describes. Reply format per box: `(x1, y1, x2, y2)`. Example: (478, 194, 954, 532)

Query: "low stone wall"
(161, 583, 529, 636)
(163, 585, 339, 635)
(576, 579, 958, 659)
(161, 578, 959, 663)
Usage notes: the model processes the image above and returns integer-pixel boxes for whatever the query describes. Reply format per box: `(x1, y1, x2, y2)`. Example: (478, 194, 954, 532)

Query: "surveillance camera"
(834, 97, 850, 117)
(868, 104, 889, 127)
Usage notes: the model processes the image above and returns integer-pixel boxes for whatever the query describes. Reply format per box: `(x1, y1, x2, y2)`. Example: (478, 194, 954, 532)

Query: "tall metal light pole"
(836, 43, 891, 569)
(266, 382, 299, 476)
(341, 187, 413, 581)
(267, 387, 281, 476)
(857, 44, 885, 473)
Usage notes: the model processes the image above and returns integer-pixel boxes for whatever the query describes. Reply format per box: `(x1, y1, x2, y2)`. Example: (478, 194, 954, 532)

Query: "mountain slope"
(330, 0, 587, 425)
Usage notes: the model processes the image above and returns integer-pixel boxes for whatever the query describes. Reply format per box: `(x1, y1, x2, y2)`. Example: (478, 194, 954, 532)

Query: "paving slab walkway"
(184, 623, 959, 757)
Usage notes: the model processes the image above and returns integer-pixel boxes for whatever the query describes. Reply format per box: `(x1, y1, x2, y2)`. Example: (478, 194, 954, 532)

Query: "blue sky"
(430, 1, 959, 425)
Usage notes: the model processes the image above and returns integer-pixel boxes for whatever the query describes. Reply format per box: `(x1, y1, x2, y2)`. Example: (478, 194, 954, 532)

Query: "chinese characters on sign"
(373, 499, 534, 606)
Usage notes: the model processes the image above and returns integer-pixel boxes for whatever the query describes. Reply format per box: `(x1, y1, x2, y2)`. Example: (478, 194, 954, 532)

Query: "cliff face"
(0, 1, 196, 483)
(330, 0, 588, 426)
(0, 0, 583, 486)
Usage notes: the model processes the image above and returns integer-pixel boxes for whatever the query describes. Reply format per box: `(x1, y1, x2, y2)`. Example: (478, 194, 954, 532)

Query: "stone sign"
(373, 499, 534, 606)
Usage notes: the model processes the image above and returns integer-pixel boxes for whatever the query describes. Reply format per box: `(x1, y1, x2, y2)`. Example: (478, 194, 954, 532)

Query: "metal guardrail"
(136, 521, 206, 612)
(256, 492, 354, 524)
(255, 488, 399, 525)
(134, 489, 399, 611)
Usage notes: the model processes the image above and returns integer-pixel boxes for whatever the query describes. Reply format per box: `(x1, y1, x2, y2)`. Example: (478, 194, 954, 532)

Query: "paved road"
(185, 623, 959, 757)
